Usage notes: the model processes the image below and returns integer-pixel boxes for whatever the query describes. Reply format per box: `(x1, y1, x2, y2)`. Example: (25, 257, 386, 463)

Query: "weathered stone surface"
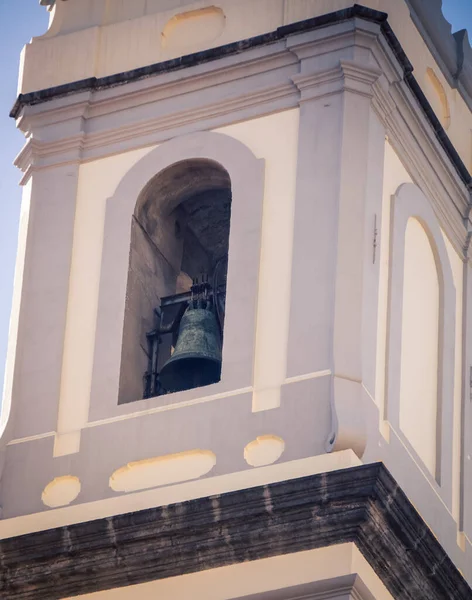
(0, 463, 469, 599)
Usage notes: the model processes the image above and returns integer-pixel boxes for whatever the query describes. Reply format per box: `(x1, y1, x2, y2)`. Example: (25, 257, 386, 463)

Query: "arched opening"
(118, 159, 232, 403)
(399, 217, 440, 476)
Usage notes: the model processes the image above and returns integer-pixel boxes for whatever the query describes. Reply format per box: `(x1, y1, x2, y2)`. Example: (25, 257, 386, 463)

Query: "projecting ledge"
(0, 463, 470, 599)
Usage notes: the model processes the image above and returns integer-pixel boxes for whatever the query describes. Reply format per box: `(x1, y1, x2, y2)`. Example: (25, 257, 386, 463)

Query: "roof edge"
(0, 463, 470, 599)
(11, 4, 471, 187)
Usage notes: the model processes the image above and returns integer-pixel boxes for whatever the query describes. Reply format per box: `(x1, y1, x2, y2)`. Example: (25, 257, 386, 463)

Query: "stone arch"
(121, 157, 233, 403)
(89, 131, 265, 420)
(386, 183, 456, 503)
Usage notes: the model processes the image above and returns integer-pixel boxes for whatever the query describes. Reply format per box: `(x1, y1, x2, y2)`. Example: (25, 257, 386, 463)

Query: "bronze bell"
(159, 303, 222, 393)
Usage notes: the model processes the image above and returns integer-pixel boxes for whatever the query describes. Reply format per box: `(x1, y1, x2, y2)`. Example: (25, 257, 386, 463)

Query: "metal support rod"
(160, 285, 226, 308)
(157, 302, 188, 335)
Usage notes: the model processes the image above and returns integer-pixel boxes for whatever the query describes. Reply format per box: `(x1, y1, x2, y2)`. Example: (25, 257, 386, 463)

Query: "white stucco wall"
(55, 109, 299, 455)
(442, 232, 463, 523)
(216, 111, 300, 412)
(375, 141, 465, 548)
(4, 4, 472, 585)
(375, 140, 412, 424)
(55, 147, 155, 456)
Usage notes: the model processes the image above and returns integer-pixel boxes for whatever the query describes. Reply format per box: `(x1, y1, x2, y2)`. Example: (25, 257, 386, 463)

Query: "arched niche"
(399, 216, 440, 475)
(386, 183, 456, 505)
(90, 131, 265, 421)
(120, 158, 232, 404)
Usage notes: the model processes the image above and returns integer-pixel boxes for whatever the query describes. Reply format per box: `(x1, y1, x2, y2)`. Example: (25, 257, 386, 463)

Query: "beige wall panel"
(56, 147, 155, 455)
(0, 181, 33, 438)
(96, 15, 164, 78)
(441, 232, 463, 523)
(399, 217, 440, 476)
(381, 182, 457, 517)
(375, 141, 412, 418)
(20, 27, 100, 93)
(17, 0, 472, 172)
(448, 93, 472, 172)
(5, 164, 82, 441)
(70, 544, 392, 600)
(216, 110, 300, 411)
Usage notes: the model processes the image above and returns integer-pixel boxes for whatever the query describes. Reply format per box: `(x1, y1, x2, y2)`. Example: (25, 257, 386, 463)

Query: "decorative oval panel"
(42, 476, 81, 508)
(161, 7, 225, 54)
(109, 449, 216, 493)
(244, 435, 285, 467)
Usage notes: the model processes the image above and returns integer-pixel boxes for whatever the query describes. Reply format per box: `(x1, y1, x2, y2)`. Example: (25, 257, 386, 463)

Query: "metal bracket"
(373, 214, 378, 264)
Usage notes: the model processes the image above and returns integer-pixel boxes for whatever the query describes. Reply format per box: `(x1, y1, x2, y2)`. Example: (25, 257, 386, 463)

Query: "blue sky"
(0, 1, 471, 397)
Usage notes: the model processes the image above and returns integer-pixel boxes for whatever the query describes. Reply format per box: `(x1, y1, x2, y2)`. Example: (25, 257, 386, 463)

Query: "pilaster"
(287, 23, 386, 455)
(4, 164, 80, 442)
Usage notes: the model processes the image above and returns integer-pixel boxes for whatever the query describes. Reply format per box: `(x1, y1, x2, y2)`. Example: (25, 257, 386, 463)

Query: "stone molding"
(89, 131, 265, 423)
(386, 183, 457, 505)
(36, 0, 472, 110)
(291, 60, 382, 102)
(12, 6, 471, 256)
(0, 463, 470, 599)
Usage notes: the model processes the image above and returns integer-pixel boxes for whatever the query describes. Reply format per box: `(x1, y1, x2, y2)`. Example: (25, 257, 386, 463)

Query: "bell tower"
(1, 1, 472, 598)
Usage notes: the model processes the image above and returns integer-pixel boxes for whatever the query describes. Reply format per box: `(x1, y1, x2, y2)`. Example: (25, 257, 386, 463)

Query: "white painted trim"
(7, 432, 55, 446)
(284, 370, 332, 385)
(86, 386, 253, 428)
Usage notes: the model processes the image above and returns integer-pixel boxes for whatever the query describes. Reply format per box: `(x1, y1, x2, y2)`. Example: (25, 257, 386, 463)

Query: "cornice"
(12, 6, 470, 184)
(15, 82, 296, 175)
(11, 5, 471, 253)
(14, 134, 85, 185)
(0, 463, 469, 599)
(11, 5, 386, 121)
(292, 60, 382, 102)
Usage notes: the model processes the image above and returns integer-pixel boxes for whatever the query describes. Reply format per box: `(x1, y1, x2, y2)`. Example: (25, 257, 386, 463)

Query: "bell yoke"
(144, 278, 224, 397)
